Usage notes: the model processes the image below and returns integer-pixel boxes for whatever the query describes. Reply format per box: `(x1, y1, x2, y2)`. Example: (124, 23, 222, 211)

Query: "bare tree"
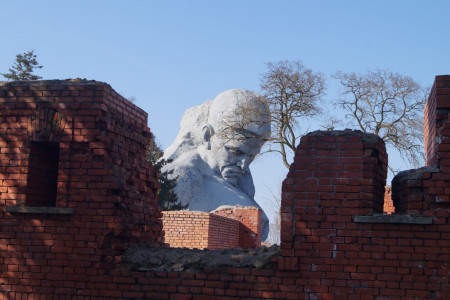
(214, 91, 272, 147)
(320, 116, 343, 131)
(266, 214, 281, 245)
(261, 60, 326, 168)
(334, 69, 427, 172)
(263, 183, 282, 245)
(215, 61, 325, 168)
(216, 61, 325, 169)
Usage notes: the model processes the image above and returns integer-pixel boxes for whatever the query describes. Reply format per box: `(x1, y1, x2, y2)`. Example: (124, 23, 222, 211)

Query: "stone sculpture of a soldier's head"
(164, 89, 270, 187)
(162, 89, 271, 240)
(198, 89, 270, 186)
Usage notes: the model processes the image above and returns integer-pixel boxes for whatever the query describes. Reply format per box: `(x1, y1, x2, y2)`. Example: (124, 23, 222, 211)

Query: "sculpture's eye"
(225, 146, 243, 156)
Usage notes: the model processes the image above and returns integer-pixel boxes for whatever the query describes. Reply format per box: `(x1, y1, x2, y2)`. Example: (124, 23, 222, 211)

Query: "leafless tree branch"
(216, 60, 325, 169)
(334, 69, 427, 171)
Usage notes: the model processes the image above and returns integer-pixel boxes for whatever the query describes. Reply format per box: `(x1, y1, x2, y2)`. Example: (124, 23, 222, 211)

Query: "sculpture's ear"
(202, 125, 214, 150)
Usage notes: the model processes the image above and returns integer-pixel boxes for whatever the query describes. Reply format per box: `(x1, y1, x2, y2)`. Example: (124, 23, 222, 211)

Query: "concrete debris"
(393, 165, 440, 181)
(306, 129, 380, 142)
(125, 244, 281, 272)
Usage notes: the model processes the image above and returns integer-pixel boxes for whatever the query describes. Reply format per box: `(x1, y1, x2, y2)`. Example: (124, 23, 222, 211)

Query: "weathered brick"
(2, 77, 450, 299)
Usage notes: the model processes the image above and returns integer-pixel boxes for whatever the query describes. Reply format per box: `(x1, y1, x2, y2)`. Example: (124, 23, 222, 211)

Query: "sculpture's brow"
(234, 128, 262, 138)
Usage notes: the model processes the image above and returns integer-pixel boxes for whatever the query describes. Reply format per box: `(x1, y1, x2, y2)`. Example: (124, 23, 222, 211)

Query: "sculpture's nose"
(236, 156, 248, 170)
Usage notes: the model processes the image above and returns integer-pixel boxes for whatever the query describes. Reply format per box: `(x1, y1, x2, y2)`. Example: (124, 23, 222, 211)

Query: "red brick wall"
(25, 141, 59, 206)
(393, 75, 450, 213)
(424, 78, 437, 166)
(208, 214, 240, 250)
(280, 130, 388, 256)
(383, 186, 395, 214)
(162, 211, 239, 249)
(213, 206, 262, 249)
(3, 126, 447, 299)
(162, 211, 212, 249)
(424, 75, 450, 166)
(277, 129, 450, 298)
(162, 207, 261, 250)
(2, 78, 450, 299)
(0, 80, 162, 297)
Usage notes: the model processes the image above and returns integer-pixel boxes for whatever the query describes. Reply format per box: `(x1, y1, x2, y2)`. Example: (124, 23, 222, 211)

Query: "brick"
(1, 80, 164, 296)
(2, 77, 450, 299)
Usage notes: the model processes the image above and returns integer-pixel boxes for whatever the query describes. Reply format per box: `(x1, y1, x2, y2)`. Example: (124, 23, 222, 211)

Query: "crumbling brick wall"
(0, 80, 162, 296)
(275, 129, 450, 298)
(423, 76, 449, 167)
(61, 126, 447, 299)
(393, 75, 450, 213)
(2, 77, 450, 299)
(280, 130, 388, 256)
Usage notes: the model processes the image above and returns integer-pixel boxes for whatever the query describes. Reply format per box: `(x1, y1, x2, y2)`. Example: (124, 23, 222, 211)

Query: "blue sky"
(1, 1, 449, 223)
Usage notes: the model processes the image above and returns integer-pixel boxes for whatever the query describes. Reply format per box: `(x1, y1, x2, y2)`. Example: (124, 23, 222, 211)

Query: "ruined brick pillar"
(393, 75, 450, 214)
(424, 75, 450, 168)
(0, 80, 162, 292)
(280, 130, 387, 259)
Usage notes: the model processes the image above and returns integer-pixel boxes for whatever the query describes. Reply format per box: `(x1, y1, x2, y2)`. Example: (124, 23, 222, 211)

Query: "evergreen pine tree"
(148, 139, 187, 211)
(2, 50, 43, 81)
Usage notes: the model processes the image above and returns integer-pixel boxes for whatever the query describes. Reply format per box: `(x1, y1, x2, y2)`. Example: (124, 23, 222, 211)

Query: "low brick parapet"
(162, 210, 239, 249)
(162, 206, 262, 250)
(212, 205, 263, 249)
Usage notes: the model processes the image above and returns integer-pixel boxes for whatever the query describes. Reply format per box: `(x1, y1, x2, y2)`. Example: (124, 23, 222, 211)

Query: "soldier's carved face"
(202, 130, 263, 187)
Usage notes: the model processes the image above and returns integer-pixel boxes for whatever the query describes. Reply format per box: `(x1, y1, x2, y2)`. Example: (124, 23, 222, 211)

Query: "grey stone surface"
(6, 206, 74, 214)
(306, 129, 380, 142)
(162, 89, 271, 240)
(0, 78, 109, 87)
(352, 214, 433, 224)
(393, 165, 440, 182)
